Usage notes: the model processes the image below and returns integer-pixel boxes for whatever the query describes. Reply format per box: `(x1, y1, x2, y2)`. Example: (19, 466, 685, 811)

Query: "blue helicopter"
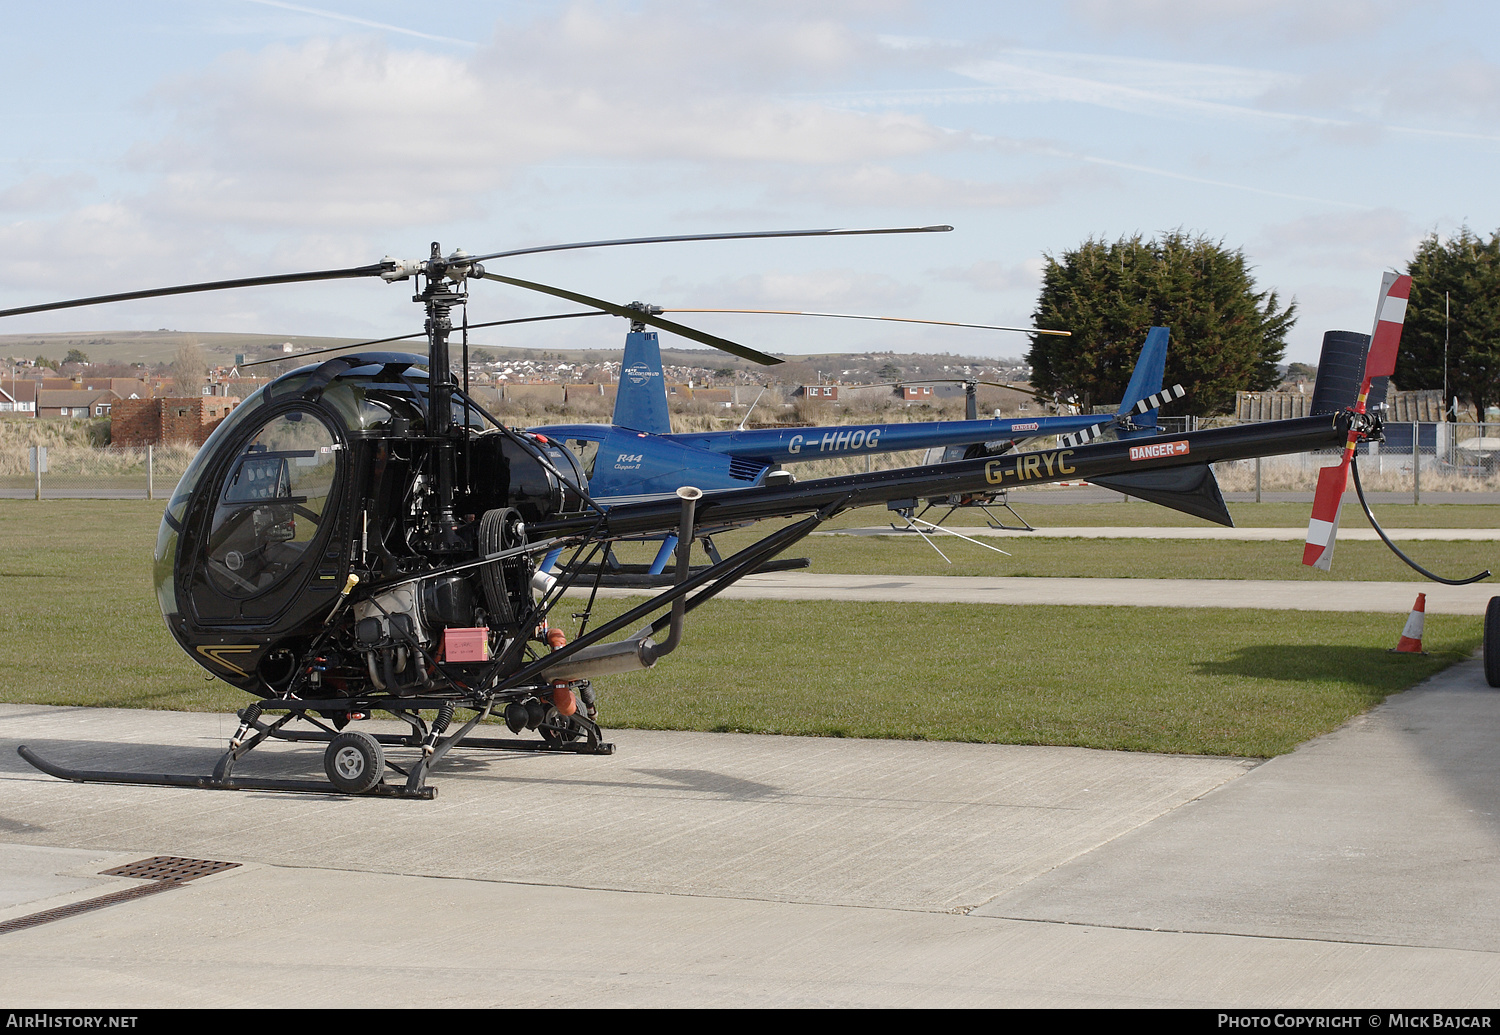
(527, 323, 1181, 576)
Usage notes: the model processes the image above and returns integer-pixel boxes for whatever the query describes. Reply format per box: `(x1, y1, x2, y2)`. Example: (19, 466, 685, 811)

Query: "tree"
(1027, 232, 1293, 416)
(1396, 228, 1500, 421)
(63, 348, 89, 365)
(170, 344, 208, 397)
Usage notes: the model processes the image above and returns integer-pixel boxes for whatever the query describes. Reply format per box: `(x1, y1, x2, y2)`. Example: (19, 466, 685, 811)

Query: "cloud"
(132, 13, 956, 231)
(1064, 0, 1406, 47)
(659, 268, 923, 310)
(932, 257, 1046, 294)
(1255, 208, 1426, 271)
(0, 203, 203, 290)
(771, 164, 1063, 208)
(0, 173, 95, 213)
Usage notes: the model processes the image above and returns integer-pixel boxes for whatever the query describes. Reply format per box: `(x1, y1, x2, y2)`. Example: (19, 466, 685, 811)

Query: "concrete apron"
(2, 655, 1499, 1007)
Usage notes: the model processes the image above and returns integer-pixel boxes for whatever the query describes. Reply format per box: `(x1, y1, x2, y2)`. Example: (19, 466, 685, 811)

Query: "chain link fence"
(0, 443, 199, 499)
(1197, 421, 1500, 503)
(3, 422, 1498, 502)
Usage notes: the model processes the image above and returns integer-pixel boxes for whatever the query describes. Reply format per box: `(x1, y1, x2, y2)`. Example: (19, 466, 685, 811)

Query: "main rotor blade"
(241, 310, 610, 368)
(0, 262, 394, 320)
(661, 308, 1070, 336)
(467, 225, 953, 265)
(478, 272, 784, 366)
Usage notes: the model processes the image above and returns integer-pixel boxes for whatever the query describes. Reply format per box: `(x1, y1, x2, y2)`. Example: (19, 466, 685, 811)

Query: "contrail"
(821, 77, 1500, 147)
(240, 0, 478, 47)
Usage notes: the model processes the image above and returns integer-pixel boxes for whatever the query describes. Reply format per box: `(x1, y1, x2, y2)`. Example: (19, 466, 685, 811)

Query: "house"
(36, 388, 119, 419)
(797, 384, 841, 401)
(37, 376, 151, 400)
(0, 379, 37, 415)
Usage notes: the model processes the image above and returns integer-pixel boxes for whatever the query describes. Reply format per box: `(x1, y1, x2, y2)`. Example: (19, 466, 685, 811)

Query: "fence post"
(1412, 421, 1420, 506)
(33, 447, 41, 501)
(1254, 455, 1262, 504)
(147, 444, 154, 501)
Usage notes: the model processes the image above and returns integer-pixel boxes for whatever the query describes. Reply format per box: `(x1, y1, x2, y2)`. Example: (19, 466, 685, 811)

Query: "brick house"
(796, 384, 841, 401)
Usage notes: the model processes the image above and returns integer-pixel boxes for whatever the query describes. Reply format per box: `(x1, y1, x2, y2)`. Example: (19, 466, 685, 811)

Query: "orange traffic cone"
(1390, 593, 1427, 654)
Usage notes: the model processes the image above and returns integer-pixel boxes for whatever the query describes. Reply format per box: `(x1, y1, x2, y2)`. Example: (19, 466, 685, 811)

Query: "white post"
(147, 444, 154, 501)
(1412, 422, 1420, 506)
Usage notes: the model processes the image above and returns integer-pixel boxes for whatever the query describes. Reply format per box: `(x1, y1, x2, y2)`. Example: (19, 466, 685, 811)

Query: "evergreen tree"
(1027, 232, 1293, 416)
(1396, 228, 1500, 420)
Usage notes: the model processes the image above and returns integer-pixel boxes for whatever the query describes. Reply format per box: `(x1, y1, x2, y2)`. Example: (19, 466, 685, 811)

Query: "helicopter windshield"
(203, 411, 340, 599)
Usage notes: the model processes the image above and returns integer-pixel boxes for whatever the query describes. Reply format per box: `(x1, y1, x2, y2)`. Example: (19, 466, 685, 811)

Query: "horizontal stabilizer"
(1090, 464, 1234, 526)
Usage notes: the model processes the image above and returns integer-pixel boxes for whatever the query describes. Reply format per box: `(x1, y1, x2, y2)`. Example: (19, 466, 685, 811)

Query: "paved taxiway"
(2, 652, 1499, 1008)
(694, 572, 1500, 614)
(826, 525, 1500, 540)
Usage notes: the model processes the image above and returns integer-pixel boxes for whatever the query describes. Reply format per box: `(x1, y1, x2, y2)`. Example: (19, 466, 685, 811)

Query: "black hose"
(1350, 457, 1490, 586)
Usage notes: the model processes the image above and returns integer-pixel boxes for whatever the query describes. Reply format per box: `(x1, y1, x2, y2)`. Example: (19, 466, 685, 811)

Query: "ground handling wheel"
(1485, 597, 1500, 688)
(324, 730, 386, 794)
(538, 706, 582, 745)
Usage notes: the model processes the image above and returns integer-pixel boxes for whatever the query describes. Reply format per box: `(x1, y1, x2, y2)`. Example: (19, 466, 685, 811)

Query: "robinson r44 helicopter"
(524, 319, 1180, 580)
(9, 231, 1480, 798)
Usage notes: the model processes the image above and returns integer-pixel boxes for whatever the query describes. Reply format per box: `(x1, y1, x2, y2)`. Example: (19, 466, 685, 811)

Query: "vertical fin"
(1116, 327, 1169, 427)
(612, 331, 673, 434)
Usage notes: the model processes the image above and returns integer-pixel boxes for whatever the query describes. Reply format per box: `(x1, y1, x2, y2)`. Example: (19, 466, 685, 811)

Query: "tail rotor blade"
(1363, 272, 1411, 387)
(1303, 271, 1412, 572)
(1303, 457, 1350, 569)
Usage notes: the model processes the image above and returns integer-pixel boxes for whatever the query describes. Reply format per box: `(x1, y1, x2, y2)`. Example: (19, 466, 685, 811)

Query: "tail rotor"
(1301, 272, 1490, 586)
(1301, 272, 1410, 571)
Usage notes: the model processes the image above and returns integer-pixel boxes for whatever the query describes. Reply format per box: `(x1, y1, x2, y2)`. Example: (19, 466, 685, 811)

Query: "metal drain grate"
(0, 883, 176, 936)
(0, 856, 240, 936)
(100, 856, 240, 883)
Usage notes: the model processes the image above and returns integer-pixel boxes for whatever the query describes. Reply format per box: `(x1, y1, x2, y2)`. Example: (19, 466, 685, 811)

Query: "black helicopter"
(9, 230, 1471, 798)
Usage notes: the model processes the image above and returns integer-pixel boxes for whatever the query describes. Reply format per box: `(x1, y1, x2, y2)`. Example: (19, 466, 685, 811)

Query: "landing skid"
(17, 695, 614, 801)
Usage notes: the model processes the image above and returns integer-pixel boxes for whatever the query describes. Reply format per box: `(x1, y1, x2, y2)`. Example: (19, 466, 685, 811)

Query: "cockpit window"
(564, 438, 600, 479)
(204, 411, 340, 598)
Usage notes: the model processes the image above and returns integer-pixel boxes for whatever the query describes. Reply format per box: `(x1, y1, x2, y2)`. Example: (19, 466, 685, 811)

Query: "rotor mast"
(418, 241, 475, 555)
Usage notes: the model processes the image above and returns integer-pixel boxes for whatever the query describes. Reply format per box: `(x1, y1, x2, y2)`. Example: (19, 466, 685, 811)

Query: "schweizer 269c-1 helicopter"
(9, 231, 1481, 798)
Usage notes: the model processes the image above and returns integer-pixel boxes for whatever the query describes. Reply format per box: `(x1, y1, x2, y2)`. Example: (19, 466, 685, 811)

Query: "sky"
(0, 0, 1497, 366)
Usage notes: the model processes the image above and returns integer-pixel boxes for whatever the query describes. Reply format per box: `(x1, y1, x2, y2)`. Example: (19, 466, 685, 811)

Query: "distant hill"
(0, 330, 365, 368)
(1, 330, 1028, 385)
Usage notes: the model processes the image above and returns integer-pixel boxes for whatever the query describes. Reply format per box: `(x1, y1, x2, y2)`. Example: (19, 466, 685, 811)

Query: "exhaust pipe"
(539, 485, 701, 682)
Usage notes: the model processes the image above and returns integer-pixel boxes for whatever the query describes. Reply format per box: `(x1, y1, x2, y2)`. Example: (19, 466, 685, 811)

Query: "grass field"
(603, 505, 1500, 582)
(820, 499, 1500, 529)
(0, 499, 1485, 757)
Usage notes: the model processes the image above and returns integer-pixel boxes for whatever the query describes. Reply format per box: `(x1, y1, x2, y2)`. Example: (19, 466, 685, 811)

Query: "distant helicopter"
(8, 234, 1468, 798)
(527, 324, 1181, 576)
